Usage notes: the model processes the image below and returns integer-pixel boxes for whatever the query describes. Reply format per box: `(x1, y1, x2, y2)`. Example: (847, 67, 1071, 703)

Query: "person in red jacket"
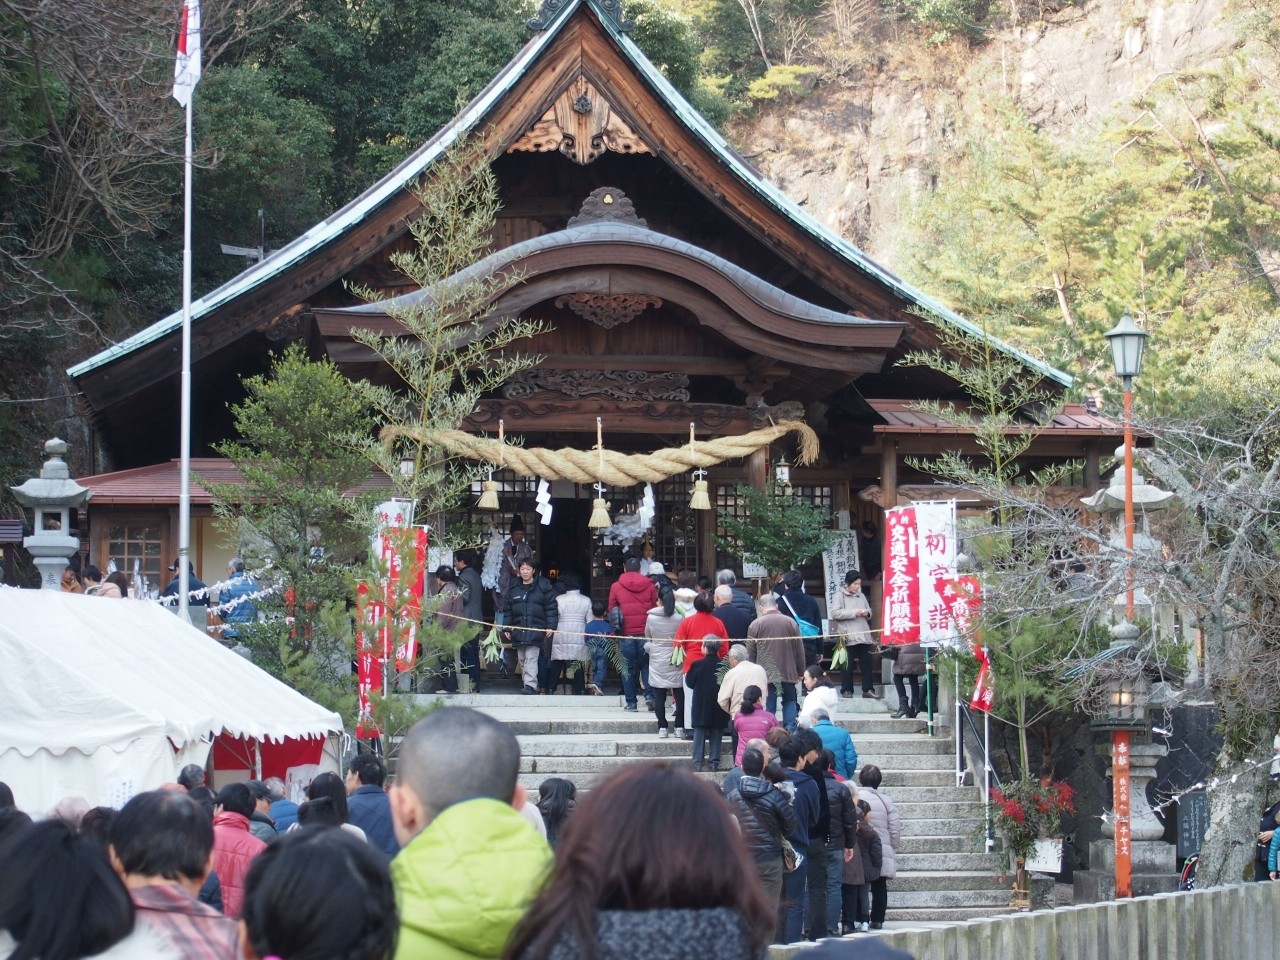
(674, 591, 729, 673)
(210, 782, 267, 917)
(606, 557, 658, 711)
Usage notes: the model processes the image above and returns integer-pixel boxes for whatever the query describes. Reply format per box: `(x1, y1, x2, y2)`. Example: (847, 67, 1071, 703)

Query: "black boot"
(891, 706, 908, 719)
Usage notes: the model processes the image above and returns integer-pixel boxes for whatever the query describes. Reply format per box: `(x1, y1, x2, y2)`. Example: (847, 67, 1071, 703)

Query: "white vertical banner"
(914, 500, 957, 646)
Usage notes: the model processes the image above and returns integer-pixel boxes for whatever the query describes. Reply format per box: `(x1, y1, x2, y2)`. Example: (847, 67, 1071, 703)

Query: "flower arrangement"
(990, 778, 1075, 861)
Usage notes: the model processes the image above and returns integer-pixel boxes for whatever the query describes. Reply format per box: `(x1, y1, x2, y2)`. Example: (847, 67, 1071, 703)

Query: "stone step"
(889, 870, 1008, 892)
(900, 817, 987, 837)
(885, 905, 1022, 922)
(880, 888, 1015, 909)
(892, 799, 983, 818)
(896, 851, 1003, 871)
(899, 834, 982, 854)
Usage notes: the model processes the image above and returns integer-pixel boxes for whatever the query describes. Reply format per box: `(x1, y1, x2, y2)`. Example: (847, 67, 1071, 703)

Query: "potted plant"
(990, 778, 1075, 905)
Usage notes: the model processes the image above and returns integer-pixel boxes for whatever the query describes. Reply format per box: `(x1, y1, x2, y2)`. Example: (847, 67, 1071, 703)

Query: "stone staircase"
(413, 690, 1015, 924)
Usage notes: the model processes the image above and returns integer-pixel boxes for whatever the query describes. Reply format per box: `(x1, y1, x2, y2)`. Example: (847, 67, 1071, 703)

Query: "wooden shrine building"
(67, 0, 1115, 600)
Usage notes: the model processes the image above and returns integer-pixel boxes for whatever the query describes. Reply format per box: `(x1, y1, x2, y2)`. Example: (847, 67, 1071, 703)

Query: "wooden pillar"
(880, 440, 898, 510)
(833, 479, 851, 531)
(747, 448, 767, 491)
(697, 506, 717, 577)
(1084, 441, 1103, 491)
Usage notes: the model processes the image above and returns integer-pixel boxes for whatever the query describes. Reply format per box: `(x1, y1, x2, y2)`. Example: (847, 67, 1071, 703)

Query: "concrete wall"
(770, 883, 1280, 959)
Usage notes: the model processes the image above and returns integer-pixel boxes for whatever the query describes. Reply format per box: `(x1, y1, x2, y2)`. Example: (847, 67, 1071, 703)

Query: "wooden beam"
(880, 441, 898, 511)
(465, 398, 754, 435)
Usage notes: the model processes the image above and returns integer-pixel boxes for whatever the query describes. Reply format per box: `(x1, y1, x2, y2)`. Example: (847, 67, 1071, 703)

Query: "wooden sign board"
(822, 533, 861, 608)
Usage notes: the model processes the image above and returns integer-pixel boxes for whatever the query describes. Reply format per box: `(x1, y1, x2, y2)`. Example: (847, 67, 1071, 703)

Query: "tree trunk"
(1196, 744, 1274, 887)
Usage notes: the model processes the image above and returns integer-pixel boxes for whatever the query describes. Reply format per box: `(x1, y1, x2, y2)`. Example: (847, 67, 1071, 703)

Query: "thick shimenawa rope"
(381, 420, 820, 485)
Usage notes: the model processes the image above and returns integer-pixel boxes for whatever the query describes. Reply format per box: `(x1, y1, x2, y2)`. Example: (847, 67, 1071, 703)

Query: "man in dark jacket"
(819, 750, 859, 937)
(794, 727, 832, 940)
(503, 559, 558, 695)
(454, 549, 486, 692)
(775, 569, 823, 665)
(726, 746, 796, 915)
(717, 569, 758, 624)
(346, 753, 400, 857)
(777, 737, 821, 944)
(712, 584, 752, 640)
(606, 557, 658, 711)
(245, 781, 278, 842)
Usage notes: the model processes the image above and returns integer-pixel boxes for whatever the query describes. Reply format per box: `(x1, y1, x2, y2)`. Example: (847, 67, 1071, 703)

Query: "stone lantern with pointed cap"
(10, 438, 92, 590)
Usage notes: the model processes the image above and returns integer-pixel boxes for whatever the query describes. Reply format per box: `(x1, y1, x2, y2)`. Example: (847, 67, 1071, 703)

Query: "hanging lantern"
(475, 420, 504, 511)
(588, 417, 612, 528)
(688, 422, 711, 510)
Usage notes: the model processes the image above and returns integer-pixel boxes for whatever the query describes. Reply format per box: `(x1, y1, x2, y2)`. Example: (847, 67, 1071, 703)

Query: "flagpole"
(177, 91, 193, 620)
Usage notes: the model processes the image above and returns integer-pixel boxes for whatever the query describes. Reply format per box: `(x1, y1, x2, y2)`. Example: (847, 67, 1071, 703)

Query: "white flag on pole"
(172, 0, 202, 107)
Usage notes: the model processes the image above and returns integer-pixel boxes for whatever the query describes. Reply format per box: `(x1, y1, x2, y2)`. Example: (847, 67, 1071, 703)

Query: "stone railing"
(769, 882, 1280, 959)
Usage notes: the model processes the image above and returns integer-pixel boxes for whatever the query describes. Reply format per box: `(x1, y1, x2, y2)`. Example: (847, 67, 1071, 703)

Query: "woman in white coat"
(550, 572, 593, 695)
(797, 664, 840, 727)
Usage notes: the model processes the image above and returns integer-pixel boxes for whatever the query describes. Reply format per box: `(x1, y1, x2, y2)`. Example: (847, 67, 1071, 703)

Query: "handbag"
(780, 836, 803, 873)
(879, 644, 900, 661)
(781, 596, 821, 639)
(607, 603, 624, 633)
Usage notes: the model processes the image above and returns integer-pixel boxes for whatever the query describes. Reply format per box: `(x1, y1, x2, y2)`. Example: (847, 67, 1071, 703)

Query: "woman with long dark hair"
(504, 762, 773, 960)
(536, 778, 577, 849)
(292, 772, 367, 842)
(0, 819, 171, 960)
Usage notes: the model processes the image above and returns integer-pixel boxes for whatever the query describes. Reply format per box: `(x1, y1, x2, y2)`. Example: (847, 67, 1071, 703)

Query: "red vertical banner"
(354, 582, 381, 739)
(395, 528, 428, 672)
(969, 642, 994, 713)
(881, 506, 920, 644)
(1113, 730, 1132, 897)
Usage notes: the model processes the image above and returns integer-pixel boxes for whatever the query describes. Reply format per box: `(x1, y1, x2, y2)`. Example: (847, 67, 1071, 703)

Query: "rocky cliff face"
(742, 0, 1242, 265)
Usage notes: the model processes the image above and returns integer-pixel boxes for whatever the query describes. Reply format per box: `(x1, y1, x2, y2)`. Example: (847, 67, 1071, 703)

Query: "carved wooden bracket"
(509, 76, 653, 165)
(502, 369, 689, 402)
(467, 396, 752, 434)
(554, 292, 662, 328)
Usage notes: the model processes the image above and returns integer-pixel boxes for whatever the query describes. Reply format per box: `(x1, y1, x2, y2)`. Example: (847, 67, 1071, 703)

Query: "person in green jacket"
(389, 707, 551, 960)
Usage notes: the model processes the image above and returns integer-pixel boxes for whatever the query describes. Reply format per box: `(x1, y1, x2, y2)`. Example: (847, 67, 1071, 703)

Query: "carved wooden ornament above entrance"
(509, 75, 653, 164)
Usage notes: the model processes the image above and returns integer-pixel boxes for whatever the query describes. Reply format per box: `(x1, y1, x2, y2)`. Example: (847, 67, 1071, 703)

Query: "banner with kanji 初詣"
(915, 501, 958, 645)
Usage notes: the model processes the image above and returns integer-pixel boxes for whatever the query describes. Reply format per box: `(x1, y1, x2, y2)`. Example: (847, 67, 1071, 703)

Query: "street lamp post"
(1104, 309, 1148, 623)
(1102, 308, 1149, 901)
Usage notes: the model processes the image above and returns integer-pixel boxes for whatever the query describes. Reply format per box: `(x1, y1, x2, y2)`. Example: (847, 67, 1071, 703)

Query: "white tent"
(0, 589, 345, 814)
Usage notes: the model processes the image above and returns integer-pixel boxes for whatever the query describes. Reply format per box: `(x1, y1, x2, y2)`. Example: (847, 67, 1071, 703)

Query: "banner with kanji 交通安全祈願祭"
(881, 506, 920, 644)
(881, 501, 960, 647)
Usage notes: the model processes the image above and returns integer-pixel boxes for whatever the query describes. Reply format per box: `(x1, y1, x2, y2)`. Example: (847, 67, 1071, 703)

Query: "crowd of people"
(0, 706, 919, 960)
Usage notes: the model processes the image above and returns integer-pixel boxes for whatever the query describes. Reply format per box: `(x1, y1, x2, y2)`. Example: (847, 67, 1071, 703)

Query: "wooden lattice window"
(104, 521, 164, 595)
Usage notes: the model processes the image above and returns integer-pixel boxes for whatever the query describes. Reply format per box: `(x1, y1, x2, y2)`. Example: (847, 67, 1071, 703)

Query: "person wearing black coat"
(891, 642, 927, 718)
(820, 752, 858, 937)
(716, 570, 758, 625)
(774, 570, 822, 665)
(726, 746, 796, 916)
(502, 559, 559, 695)
(687, 642, 731, 770)
(454, 549, 486, 691)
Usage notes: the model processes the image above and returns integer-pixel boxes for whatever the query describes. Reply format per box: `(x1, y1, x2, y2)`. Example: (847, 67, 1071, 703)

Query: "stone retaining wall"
(770, 882, 1280, 959)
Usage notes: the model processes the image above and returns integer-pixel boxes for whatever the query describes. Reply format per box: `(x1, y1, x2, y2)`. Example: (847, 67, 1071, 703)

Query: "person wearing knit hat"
(495, 514, 534, 610)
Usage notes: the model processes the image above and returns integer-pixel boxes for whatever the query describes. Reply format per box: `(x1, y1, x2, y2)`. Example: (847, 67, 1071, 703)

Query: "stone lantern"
(10, 438, 92, 590)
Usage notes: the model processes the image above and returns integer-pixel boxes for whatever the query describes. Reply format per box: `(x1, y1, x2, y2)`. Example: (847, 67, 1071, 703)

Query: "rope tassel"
(588, 417, 612, 529)
(688, 422, 711, 510)
(475, 420, 504, 511)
